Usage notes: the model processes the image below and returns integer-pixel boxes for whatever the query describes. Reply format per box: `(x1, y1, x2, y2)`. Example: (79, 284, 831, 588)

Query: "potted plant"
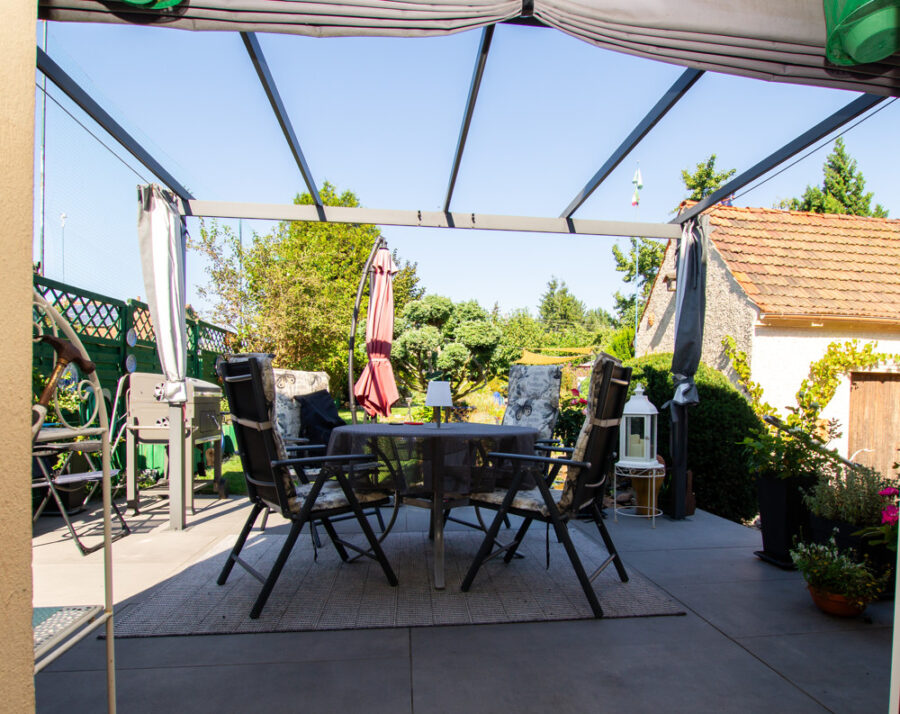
(804, 461, 888, 539)
(790, 536, 883, 616)
(744, 423, 826, 567)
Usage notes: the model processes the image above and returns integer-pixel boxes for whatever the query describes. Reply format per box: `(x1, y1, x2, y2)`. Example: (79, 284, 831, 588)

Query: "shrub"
(803, 463, 890, 526)
(625, 353, 763, 523)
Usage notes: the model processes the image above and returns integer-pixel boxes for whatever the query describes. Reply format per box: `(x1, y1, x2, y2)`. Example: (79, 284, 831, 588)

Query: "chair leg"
(548, 513, 603, 618)
(250, 517, 305, 619)
(460, 506, 508, 592)
(341, 486, 398, 587)
(374, 506, 386, 532)
(218, 502, 264, 586)
(503, 517, 533, 563)
(318, 516, 350, 561)
(592, 502, 628, 582)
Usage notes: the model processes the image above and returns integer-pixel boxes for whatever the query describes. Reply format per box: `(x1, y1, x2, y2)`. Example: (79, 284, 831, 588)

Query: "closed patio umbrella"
(668, 215, 708, 519)
(354, 246, 400, 418)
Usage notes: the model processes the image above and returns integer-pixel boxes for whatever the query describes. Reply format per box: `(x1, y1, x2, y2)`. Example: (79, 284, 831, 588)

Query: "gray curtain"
(39, 0, 900, 95)
(668, 215, 708, 519)
(137, 183, 188, 404)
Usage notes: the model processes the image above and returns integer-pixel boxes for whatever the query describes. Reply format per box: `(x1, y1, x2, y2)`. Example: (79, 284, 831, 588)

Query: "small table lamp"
(425, 380, 453, 427)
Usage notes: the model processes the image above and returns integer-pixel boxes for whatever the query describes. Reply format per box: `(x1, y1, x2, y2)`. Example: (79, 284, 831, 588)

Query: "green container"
(825, 0, 900, 65)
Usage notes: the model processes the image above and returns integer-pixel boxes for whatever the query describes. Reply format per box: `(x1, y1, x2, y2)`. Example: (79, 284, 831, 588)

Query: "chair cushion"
(296, 481, 390, 513)
(469, 487, 561, 517)
(273, 369, 330, 441)
(501, 365, 562, 441)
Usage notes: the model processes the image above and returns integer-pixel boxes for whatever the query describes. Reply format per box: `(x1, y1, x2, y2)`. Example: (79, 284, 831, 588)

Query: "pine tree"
(780, 138, 888, 217)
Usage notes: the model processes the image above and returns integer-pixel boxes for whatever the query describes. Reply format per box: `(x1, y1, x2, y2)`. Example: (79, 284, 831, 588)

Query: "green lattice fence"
(33, 275, 233, 474)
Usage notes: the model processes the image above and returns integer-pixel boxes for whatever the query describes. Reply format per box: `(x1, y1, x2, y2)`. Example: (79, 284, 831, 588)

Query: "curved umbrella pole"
(348, 235, 385, 424)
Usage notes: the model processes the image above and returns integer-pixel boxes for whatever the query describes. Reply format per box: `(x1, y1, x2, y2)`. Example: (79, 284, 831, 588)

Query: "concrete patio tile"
(664, 577, 894, 639)
(622, 546, 798, 586)
(737, 628, 893, 714)
(44, 628, 411, 673)
(38, 655, 412, 714)
(410, 618, 829, 714)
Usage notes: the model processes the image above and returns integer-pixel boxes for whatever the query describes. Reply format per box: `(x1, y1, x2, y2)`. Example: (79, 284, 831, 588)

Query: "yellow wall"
(0, 1, 37, 709)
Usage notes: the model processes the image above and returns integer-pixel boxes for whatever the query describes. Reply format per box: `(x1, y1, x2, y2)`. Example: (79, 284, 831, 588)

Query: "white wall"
(751, 326, 900, 457)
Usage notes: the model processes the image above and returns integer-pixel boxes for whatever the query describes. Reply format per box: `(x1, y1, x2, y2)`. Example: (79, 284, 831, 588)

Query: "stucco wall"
(751, 327, 900, 458)
(0, 2, 37, 709)
(636, 239, 757, 380)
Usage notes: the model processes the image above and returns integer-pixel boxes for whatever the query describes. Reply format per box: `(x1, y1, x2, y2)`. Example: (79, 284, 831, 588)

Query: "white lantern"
(617, 384, 658, 468)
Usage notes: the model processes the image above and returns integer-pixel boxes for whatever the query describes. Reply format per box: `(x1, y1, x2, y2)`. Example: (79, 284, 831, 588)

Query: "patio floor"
(33, 493, 893, 713)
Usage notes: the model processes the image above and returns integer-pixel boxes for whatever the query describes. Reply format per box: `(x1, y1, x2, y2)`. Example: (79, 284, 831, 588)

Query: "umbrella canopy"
(668, 215, 709, 519)
(137, 184, 187, 403)
(353, 246, 400, 418)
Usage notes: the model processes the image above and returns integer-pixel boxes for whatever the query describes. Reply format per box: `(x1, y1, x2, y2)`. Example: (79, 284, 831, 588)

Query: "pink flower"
(882, 504, 899, 525)
(879, 487, 899, 497)
(577, 398, 587, 405)
(571, 388, 580, 397)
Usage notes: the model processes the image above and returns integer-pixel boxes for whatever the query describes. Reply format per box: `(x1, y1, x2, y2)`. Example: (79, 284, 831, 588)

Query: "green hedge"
(625, 353, 763, 523)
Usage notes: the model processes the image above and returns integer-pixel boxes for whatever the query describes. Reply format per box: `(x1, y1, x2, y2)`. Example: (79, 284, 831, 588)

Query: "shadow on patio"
(33, 495, 892, 713)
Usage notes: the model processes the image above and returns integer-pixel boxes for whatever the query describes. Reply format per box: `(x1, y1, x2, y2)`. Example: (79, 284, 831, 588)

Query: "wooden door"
(849, 372, 900, 478)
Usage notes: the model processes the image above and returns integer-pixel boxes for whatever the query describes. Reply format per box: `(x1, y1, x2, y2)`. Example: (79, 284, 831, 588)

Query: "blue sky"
(34, 20, 899, 320)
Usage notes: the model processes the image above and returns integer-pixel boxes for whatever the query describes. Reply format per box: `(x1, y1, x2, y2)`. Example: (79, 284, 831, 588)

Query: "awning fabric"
(39, 0, 900, 96)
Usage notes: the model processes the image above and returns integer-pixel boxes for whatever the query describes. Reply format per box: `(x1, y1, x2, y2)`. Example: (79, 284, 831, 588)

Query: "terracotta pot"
(633, 475, 664, 516)
(807, 585, 866, 617)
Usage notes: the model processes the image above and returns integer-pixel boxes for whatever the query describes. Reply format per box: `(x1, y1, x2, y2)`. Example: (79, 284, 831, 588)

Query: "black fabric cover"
(296, 390, 345, 446)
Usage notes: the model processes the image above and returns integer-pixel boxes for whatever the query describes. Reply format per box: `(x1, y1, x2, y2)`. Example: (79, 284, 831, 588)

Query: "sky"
(33, 19, 900, 323)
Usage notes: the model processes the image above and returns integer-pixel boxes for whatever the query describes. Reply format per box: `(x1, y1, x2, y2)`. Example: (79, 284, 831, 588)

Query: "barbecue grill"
(125, 373, 223, 515)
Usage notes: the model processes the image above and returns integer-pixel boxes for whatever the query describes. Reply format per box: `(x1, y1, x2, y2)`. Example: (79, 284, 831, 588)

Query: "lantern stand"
(613, 384, 665, 528)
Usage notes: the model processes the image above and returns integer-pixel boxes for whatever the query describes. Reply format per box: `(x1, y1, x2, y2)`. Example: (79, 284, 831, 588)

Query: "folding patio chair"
(501, 364, 563, 442)
(216, 353, 397, 619)
(32, 440, 131, 556)
(461, 354, 631, 618)
(444, 363, 563, 533)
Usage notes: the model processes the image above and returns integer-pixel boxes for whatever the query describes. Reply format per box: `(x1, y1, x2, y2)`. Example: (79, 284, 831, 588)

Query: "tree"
(611, 237, 666, 325)
(681, 153, 736, 201)
(538, 278, 585, 330)
(493, 309, 546, 373)
(392, 295, 501, 400)
(779, 138, 888, 217)
(189, 183, 421, 395)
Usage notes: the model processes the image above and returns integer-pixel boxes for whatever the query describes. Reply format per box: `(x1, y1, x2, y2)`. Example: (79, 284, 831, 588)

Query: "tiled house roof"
(701, 205, 900, 323)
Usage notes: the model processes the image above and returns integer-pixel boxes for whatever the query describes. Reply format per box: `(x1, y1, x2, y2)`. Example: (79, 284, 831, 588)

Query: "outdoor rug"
(113, 527, 683, 636)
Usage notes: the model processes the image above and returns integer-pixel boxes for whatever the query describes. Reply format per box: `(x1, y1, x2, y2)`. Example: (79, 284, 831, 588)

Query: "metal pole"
(348, 236, 384, 424)
(60, 212, 66, 282)
(168, 403, 185, 530)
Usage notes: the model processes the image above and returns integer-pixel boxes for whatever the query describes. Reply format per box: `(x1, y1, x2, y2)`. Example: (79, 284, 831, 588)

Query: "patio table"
(328, 422, 539, 589)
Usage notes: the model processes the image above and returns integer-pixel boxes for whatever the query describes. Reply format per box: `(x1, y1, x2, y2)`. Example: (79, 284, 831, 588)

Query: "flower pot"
(809, 514, 896, 599)
(807, 585, 866, 617)
(633, 474, 664, 516)
(756, 472, 815, 568)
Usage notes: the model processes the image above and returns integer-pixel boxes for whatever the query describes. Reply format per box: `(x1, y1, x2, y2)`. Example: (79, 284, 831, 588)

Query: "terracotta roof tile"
(702, 205, 900, 322)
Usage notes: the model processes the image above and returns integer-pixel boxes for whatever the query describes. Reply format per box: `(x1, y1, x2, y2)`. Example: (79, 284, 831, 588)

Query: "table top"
(331, 422, 539, 440)
(329, 422, 539, 495)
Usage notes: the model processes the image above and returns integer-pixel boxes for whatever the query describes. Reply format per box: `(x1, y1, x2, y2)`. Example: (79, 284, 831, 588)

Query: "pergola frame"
(35, 25, 885, 238)
(19, 9, 900, 713)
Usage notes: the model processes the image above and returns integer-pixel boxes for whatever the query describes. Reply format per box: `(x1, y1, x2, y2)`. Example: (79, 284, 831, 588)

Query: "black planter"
(756, 472, 815, 568)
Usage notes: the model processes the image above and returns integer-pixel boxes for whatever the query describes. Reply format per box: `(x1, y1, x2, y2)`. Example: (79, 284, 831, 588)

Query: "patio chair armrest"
(534, 444, 574, 455)
(486, 451, 590, 470)
(285, 443, 325, 452)
(283, 437, 310, 445)
(272, 453, 378, 468)
(535, 438, 561, 446)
